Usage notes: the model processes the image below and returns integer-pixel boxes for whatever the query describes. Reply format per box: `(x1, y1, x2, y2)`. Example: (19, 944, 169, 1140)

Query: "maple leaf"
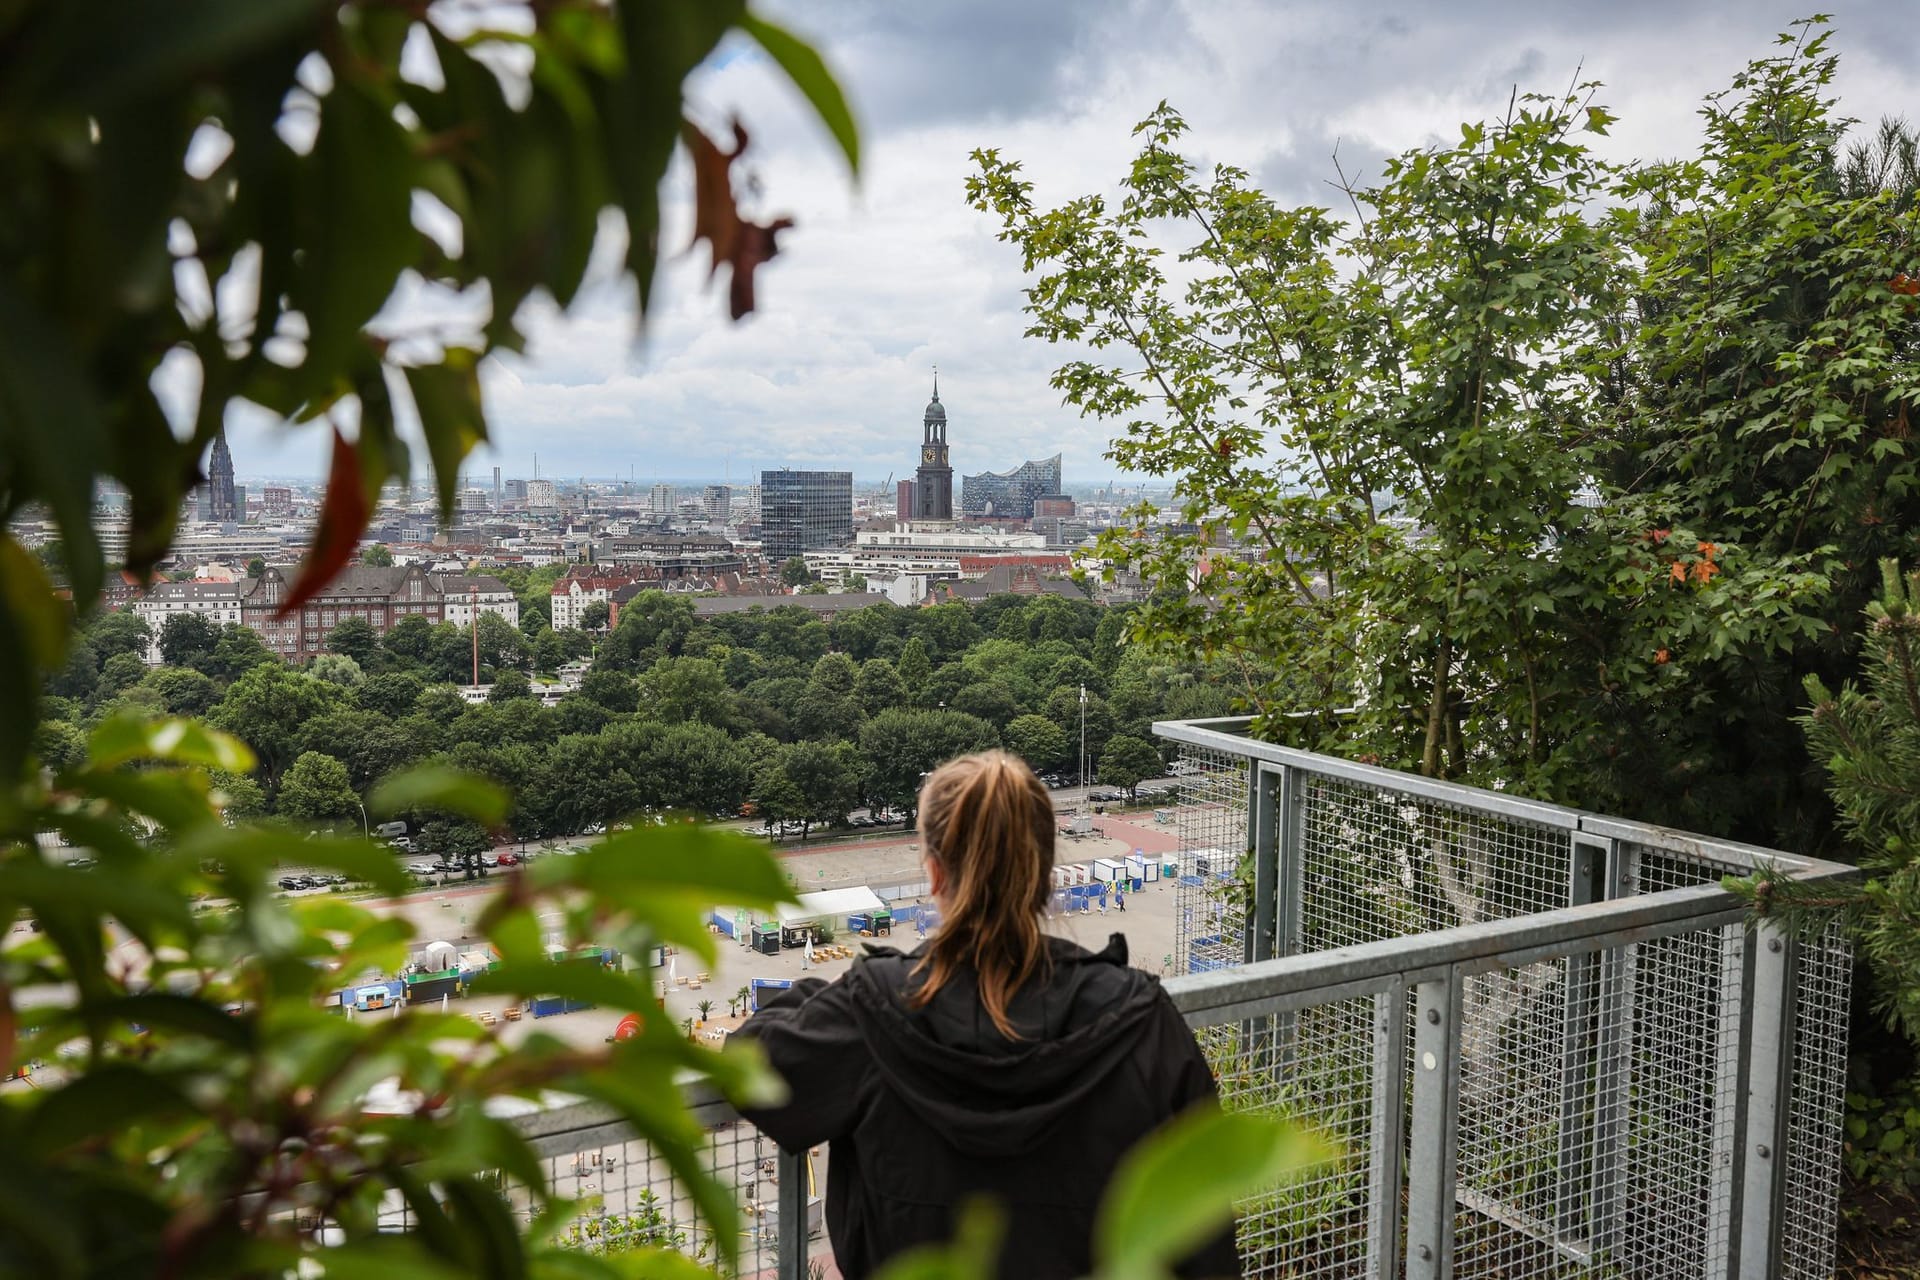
(683, 119, 794, 320)
(1891, 273, 1920, 296)
(1670, 562, 1688, 584)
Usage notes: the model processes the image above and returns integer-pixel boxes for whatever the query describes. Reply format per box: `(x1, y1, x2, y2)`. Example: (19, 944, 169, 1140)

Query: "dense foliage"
(44, 591, 1230, 848)
(969, 19, 1918, 852)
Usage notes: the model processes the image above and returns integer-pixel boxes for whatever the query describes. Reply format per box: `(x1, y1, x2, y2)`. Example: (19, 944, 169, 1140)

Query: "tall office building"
(961, 454, 1064, 520)
(760, 469, 853, 562)
(492, 466, 502, 510)
(649, 483, 674, 515)
(896, 478, 916, 524)
(702, 485, 732, 522)
(913, 376, 954, 521)
(199, 432, 238, 522)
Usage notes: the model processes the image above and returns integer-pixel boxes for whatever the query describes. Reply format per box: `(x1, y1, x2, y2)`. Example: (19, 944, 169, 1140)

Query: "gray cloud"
(230, 2, 1915, 485)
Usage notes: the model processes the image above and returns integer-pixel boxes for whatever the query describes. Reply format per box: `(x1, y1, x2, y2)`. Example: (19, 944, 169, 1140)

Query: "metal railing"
(1156, 717, 1855, 1280)
(406, 721, 1850, 1279)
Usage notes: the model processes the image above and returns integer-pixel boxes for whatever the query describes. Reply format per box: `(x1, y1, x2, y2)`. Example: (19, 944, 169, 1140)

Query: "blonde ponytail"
(908, 750, 1055, 1039)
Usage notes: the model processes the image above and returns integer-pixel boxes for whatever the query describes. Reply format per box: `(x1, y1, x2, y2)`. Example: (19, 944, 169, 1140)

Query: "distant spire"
(932, 364, 939, 401)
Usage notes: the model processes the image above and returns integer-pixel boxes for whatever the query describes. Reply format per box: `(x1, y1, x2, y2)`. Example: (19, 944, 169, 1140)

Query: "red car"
(495, 852, 519, 867)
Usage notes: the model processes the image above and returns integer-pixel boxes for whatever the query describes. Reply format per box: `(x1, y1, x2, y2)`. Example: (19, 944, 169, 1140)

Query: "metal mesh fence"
(367, 1112, 804, 1277)
(1172, 741, 1853, 1280)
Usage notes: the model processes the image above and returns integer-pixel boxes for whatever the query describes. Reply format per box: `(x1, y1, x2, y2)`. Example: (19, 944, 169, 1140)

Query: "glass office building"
(960, 454, 1063, 520)
(760, 469, 853, 562)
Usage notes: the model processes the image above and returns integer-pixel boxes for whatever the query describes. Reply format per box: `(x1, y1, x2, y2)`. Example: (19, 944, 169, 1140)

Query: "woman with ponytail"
(734, 751, 1236, 1279)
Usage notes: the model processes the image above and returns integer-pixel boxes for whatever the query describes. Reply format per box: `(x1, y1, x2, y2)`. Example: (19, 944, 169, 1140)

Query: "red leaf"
(683, 119, 793, 320)
(277, 431, 371, 618)
(1669, 562, 1688, 584)
(1655, 648, 1670, 665)
(1890, 273, 1919, 296)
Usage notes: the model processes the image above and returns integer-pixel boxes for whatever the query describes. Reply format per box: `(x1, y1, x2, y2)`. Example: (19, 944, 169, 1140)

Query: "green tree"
(1004, 714, 1069, 772)
(967, 49, 1834, 829)
(779, 556, 813, 587)
(276, 750, 359, 824)
(1098, 734, 1164, 799)
(360, 543, 394, 567)
(489, 669, 534, 703)
(309, 653, 364, 688)
(210, 664, 345, 786)
(382, 614, 435, 667)
(246, 556, 267, 579)
(356, 671, 425, 719)
(158, 612, 222, 671)
(327, 615, 380, 668)
(1768, 561, 1920, 1050)
(858, 709, 1000, 821)
(777, 739, 863, 837)
(580, 600, 611, 631)
(97, 650, 148, 698)
(207, 625, 278, 682)
(641, 656, 736, 728)
(896, 636, 932, 702)
(145, 667, 220, 717)
(85, 610, 152, 664)
(579, 668, 641, 713)
(854, 658, 908, 717)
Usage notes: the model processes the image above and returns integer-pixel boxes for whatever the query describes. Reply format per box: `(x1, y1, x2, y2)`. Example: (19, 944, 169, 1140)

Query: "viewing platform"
(391, 720, 1856, 1279)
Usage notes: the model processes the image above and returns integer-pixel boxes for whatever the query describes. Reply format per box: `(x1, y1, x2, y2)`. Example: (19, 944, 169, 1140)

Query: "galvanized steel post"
(1405, 971, 1463, 1280)
(777, 1146, 809, 1280)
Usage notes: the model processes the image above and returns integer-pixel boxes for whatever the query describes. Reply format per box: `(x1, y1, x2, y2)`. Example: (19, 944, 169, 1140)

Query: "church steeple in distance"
(914, 369, 953, 521)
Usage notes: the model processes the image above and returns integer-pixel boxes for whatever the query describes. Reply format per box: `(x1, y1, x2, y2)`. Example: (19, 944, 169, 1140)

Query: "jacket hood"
(844, 933, 1169, 1157)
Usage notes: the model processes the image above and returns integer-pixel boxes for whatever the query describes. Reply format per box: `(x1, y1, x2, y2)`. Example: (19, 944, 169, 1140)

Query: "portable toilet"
(1092, 858, 1124, 884)
(1162, 856, 1179, 879)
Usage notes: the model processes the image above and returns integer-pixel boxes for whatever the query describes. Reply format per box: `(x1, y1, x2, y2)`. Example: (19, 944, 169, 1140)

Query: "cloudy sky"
(231, 2, 1911, 488)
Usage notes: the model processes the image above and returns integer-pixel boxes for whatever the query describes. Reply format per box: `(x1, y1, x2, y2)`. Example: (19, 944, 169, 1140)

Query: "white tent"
(773, 886, 887, 927)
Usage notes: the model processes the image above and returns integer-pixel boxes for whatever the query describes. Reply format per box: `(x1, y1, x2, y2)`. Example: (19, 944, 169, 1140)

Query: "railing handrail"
(1163, 882, 1770, 1024)
(1151, 717, 1855, 878)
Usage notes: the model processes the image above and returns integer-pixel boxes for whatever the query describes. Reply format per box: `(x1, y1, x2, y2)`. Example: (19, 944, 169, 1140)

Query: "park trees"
(327, 616, 380, 668)
(1004, 714, 1069, 772)
(158, 612, 222, 672)
(967, 28, 1872, 836)
(277, 751, 360, 824)
(859, 709, 1000, 821)
(210, 664, 345, 787)
(1098, 734, 1164, 799)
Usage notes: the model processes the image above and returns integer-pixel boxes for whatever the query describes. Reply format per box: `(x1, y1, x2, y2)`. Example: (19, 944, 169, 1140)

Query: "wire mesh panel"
(1198, 995, 1388, 1279)
(1294, 773, 1572, 952)
(369, 1114, 797, 1276)
(1173, 745, 1249, 975)
(1161, 726, 1855, 1280)
(1782, 919, 1852, 1280)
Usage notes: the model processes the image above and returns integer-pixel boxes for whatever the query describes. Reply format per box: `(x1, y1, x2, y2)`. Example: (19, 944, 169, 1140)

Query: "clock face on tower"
(922, 446, 940, 465)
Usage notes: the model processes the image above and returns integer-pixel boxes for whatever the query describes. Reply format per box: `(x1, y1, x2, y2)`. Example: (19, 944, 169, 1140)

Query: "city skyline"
(200, 2, 1910, 486)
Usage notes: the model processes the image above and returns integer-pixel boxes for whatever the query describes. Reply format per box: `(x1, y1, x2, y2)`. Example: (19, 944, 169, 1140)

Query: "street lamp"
(355, 799, 369, 840)
(1079, 683, 1087, 804)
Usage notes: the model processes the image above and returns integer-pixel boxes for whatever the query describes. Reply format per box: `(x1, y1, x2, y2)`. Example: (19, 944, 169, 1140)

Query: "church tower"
(913, 373, 953, 522)
(202, 432, 238, 522)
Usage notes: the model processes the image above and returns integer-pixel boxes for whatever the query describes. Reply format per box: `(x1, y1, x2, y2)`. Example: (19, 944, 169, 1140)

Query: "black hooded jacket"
(730, 933, 1238, 1279)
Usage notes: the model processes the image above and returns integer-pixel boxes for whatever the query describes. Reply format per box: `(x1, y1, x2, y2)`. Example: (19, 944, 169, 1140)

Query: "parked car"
(496, 852, 518, 867)
(277, 876, 302, 891)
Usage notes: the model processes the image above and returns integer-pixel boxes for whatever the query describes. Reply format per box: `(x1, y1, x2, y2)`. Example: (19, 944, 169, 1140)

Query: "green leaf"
(1094, 1107, 1335, 1280)
(740, 15, 860, 178)
(21, 1065, 192, 1155)
(30, 0, 318, 115)
(559, 825, 796, 908)
(86, 715, 256, 772)
(371, 764, 509, 828)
